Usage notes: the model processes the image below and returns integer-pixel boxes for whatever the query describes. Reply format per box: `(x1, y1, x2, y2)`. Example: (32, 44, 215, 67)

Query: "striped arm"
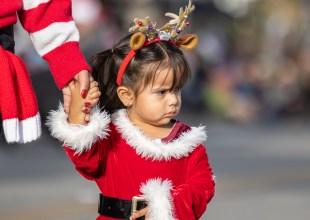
(18, 0, 90, 88)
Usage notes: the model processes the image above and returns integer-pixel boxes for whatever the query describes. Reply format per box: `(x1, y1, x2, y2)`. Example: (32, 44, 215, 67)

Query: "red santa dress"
(47, 106, 215, 220)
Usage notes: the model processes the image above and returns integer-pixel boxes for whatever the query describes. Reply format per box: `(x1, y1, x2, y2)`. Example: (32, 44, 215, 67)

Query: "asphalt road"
(1, 110, 310, 220)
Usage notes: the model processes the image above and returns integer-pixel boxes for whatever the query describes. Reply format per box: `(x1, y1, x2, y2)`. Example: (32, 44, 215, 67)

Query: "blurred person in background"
(0, 0, 92, 144)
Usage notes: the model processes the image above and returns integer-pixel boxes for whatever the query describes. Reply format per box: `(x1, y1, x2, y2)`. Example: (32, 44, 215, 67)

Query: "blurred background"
(1, 0, 310, 219)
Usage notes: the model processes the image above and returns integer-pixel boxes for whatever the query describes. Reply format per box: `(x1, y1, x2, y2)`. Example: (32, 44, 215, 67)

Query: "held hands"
(62, 70, 91, 114)
(67, 80, 101, 125)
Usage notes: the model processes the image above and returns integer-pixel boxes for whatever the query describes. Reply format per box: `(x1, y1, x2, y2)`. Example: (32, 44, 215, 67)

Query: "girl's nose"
(168, 92, 179, 105)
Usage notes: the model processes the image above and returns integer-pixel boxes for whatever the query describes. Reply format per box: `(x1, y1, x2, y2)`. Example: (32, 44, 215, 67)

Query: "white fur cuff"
(46, 104, 110, 154)
(140, 178, 174, 220)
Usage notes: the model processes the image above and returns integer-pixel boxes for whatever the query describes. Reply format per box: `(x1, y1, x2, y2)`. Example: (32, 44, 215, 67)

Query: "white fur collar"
(112, 109, 207, 161)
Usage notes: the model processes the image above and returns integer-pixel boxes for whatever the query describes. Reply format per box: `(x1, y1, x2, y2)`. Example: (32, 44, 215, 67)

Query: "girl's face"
(127, 67, 181, 129)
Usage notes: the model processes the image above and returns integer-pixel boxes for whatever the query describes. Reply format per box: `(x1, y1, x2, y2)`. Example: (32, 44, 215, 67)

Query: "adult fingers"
(75, 70, 91, 98)
(62, 86, 71, 114)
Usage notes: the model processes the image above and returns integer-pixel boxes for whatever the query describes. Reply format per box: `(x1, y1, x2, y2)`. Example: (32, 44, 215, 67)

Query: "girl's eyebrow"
(151, 85, 171, 92)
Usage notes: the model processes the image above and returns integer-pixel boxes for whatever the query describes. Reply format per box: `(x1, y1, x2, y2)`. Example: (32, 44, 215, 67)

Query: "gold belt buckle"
(131, 196, 147, 214)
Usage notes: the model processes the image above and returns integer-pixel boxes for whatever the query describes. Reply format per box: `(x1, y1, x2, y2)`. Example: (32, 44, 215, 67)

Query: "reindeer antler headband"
(116, 0, 198, 85)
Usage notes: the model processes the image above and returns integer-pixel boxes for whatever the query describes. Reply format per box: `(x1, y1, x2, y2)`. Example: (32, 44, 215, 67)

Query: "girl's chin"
(155, 119, 176, 127)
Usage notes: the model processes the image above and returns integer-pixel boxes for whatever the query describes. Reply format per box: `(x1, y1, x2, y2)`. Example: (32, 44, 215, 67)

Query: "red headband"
(116, 37, 175, 86)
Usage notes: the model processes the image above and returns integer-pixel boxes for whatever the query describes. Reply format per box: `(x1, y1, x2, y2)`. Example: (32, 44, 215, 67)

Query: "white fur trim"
(22, 0, 50, 10)
(30, 21, 79, 56)
(112, 109, 207, 161)
(140, 178, 174, 220)
(46, 104, 110, 154)
(3, 113, 42, 144)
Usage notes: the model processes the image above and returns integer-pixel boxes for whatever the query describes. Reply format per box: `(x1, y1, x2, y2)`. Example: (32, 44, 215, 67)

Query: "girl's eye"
(156, 90, 166, 96)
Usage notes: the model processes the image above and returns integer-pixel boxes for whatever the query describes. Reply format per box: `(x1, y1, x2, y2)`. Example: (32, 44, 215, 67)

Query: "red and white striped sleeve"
(18, 0, 91, 89)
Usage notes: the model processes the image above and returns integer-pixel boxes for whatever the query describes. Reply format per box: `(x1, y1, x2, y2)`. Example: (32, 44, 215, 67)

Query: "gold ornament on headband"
(128, 0, 198, 50)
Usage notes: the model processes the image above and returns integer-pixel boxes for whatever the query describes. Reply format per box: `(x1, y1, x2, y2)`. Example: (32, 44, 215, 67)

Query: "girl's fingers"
(84, 114, 90, 122)
(90, 76, 94, 83)
(86, 91, 101, 100)
(82, 107, 92, 114)
(86, 81, 100, 99)
(87, 85, 99, 95)
(129, 207, 148, 220)
(85, 98, 99, 108)
(89, 81, 98, 89)
(82, 80, 100, 114)
(84, 101, 92, 107)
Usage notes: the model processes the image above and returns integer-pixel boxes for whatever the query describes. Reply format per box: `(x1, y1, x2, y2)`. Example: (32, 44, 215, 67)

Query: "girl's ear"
(117, 86, 134, 107)
(176, 34, 198, 50)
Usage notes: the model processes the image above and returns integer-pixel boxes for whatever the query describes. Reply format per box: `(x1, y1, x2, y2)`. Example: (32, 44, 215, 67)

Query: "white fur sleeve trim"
(46, 104, 110, 154)
(140, 178, 174, 220)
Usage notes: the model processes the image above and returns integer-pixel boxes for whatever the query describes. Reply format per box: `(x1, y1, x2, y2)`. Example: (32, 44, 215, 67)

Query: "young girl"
(47, 1, 215, 219)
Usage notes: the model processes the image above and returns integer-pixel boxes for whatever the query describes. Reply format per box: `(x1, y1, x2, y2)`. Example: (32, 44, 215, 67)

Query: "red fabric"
(65, 122, 214, 220)
(0, 0, 22, 28)
(0, 14, 18, 28)
(0, 46, 40, 143)
(162, 121, 188, 142)
(18, 0, 73, 32)
(172, 146, 215, 219)
(0, 47, 38, 120)
(43, 42, 91, 89)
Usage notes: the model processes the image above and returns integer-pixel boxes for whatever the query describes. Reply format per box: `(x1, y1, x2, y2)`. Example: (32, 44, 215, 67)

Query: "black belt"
(0, 25, 15, 53)
(98, 194, 147, 220)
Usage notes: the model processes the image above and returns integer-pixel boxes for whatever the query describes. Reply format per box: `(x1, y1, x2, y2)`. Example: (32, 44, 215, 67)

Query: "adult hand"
(62, 85, 71, 114)
(62, 70, 92, 114)
(74, 69, 91, 98)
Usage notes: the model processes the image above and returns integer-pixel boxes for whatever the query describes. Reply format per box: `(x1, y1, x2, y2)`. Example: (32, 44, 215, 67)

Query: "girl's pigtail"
(90, 48, 125, 114)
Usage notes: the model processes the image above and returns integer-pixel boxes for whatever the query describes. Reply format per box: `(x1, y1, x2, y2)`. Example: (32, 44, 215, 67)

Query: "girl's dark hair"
(90, 33, 191, 114)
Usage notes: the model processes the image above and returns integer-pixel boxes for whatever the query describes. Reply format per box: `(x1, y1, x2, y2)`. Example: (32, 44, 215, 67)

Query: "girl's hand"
(68, 80, 101, 124)
(129, 206, 149, 220)
(62, 72, 92, 114)
(82, 80, 101, 122)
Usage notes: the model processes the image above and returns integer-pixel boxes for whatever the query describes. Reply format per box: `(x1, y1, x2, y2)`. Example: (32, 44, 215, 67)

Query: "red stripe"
(18, 0, 73, 33)
(0, 14, 18, 28)
(0, 0, 22, 17)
